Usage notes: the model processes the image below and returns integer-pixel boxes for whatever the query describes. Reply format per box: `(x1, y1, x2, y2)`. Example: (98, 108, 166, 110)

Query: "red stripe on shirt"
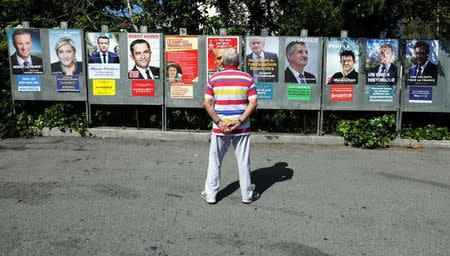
(212, 128, 250, 134)
(215, 99, 249, 105)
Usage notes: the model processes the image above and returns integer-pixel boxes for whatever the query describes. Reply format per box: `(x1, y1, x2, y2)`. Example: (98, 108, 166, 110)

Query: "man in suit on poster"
(245, 36, 278, 82)
(284, 41, 316, 84)
(409, 41, 438, 79)
(367, 43, 397, 85)
(329, 50, 358, 84)
(88, 35, 120, 64)
(10, 29, 43, 75)
(128, 39, 160, 79)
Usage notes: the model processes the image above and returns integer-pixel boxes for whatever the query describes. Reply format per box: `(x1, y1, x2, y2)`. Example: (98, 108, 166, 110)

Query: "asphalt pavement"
(1, 135, 449, 256)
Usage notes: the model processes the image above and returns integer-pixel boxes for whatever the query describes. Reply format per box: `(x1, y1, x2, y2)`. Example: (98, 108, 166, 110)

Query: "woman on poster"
(51, 37, 82, 75)
(166, 62, 183, 82)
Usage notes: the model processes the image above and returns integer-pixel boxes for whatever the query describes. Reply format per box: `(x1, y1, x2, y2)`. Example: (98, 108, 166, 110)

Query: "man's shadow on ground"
(216, 162, 294, 202)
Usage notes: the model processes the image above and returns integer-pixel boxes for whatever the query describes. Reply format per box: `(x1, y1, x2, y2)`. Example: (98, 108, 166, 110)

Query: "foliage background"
(1, 0, 450, 139)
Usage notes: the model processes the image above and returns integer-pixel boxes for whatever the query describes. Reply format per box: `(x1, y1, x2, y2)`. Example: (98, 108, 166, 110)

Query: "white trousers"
(204, 134, 253, 201)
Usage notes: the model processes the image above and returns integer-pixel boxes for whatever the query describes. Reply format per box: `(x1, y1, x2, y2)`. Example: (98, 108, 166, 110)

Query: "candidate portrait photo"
(245, 36, 279, 83)
(365, 39, 399, 86)
(87, 33, 120, 64)
(326, 38, 360, 85)
(48, 29, 83, 76)
(127, 34, 161, 80)
(8, 28, 44, 75)
(284, 38, 319, 85)
(406, 40, 439, 86)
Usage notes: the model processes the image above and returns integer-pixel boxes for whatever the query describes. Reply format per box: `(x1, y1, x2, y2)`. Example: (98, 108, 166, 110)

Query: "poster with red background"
(165, 36, 199, 83)
(206, 36, 239, 77)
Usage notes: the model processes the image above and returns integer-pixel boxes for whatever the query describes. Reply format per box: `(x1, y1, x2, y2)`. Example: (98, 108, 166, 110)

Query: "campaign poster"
(256, 83, 273, 99)
(48, 29, 83, 76)
(7, 28, 44, 75)
(170, 82, 194, 99)
(366, 39, 399, 86)
(92, 80, 116, 96)
(127, 33, 161, 80)
(207, 36, 239, 78)
(287, 84, 311, 101)
(245, 36, 279, 82)
(329, 85, 353, 102)
(17, 75, 41, 91)
(56, 75, 80, 92)
(165, 35, 199, 83)
(132, 80, 155, 96)
(284, 37, 319, 85)
(326, 38, 359, 85)
(409, 86, 432, 103)
(406, 40, 439, 86)
(86, 32, 120, 79)
(369, 85, 393, 102)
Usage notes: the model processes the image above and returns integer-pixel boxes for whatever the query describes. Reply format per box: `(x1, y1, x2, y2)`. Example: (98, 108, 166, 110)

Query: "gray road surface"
(1, 137, 449, 256)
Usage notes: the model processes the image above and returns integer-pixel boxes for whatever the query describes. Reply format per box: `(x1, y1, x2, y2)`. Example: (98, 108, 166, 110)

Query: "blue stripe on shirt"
(216, 109, 245, 115)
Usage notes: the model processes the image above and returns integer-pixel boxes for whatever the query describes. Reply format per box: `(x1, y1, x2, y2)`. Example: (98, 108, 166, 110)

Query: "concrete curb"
(41, 127, 344, 145)
(391, 138, 450, 149)
(40, 127, 450, 149)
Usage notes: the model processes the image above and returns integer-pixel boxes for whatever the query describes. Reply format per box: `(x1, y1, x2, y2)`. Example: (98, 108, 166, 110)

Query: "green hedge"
(337, 114, 397, 149)
(0, 93, 88, 139)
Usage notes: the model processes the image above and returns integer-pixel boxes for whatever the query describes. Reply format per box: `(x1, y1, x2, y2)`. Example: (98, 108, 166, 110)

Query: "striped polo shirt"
(205, 68, 257, 136)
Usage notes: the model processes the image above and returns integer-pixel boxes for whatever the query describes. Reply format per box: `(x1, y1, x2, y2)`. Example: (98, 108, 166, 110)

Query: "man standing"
(10, 29, 43, 75)
(202, 48, 258, 204)
(409, 41, 438, 79)
(128, 39, 160, 79)
(284, 41, 316, 84)
(367, 44, 397, 85)
(245, 37, 278, 82)
(329, 50, 358, 84)
(88, 35, 120, 64)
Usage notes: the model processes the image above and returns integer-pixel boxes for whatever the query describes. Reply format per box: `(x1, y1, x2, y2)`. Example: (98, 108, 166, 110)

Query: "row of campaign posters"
(7, 28, 440, 103)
